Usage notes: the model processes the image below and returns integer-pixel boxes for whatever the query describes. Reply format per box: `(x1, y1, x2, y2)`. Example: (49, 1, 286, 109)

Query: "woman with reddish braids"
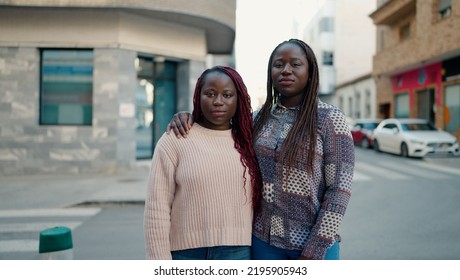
(166, 39, 354, 260)
(143, 66, 262, 260)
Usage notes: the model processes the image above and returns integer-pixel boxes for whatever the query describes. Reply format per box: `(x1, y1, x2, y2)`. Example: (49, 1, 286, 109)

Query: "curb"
(69, 200, 145, 208)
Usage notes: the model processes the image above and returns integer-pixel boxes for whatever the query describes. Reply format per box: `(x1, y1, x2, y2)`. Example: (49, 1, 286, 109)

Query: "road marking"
(354, 162, 410, 180)
(409, 161, 460, 177)
(0, 221, 82, 233)
(0, 240, 37, 253)
(0, 208, 101, 218)
(353, 171, 372, 181)
(0, 207, 101, 257)
(377, 161, 447, 180)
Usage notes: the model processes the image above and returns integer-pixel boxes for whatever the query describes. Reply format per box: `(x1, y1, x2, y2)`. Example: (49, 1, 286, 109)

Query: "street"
(341, 148, 460, 260)
(1, 147, 460, 260)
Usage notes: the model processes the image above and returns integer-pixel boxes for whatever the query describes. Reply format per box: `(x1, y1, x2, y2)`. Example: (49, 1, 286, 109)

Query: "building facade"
(302, 0, 336, 101)
(370, 0, 460, 140)
(336, 74, 377, 120)
(0, 0, 236, 176)
(302, 0, 377, 119)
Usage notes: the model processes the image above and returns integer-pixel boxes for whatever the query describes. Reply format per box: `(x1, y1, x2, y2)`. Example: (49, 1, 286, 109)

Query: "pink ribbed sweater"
(143, 123, 253, 260)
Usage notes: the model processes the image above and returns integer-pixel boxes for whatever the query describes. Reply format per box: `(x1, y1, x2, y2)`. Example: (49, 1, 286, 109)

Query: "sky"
(234, 0, 319, 109)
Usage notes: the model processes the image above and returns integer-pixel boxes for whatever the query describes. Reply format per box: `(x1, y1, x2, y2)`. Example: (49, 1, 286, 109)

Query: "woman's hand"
(166, 112, 194, 138)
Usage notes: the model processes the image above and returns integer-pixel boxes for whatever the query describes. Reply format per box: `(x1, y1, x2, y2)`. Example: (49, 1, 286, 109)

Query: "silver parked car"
(373, 118, 459, 158)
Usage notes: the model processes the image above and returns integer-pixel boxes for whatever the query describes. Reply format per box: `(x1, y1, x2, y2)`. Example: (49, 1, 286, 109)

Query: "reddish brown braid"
(192, 66, 262, 209)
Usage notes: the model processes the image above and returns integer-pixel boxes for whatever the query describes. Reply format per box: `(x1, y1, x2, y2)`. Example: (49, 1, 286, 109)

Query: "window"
(40, 49, 93, 125)
(365, 90, 371, 118)
(379, 30, 385, 51)
(361, 122, 380, 130)
(438, 0, 452, 19)
(401, 122, 436, 131)
(377, 0, 390, 8)
(322, 51, 334, 66)
(319, 17, 334, 32)
(348, 97, 353, 118)
(399, 23, 410, 41)
(445, 84, 460, 134)
(395, 93, 409, 118)
(355, 92, 361, 119)
(383, 123, 397, 130)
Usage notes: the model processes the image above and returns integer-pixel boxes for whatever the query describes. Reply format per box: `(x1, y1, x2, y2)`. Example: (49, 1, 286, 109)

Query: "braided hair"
(253, 39, 319, 175)
(192, 66, 262, 209)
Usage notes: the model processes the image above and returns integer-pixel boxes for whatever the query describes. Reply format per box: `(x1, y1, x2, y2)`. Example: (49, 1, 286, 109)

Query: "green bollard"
(39, 226, 74, 260)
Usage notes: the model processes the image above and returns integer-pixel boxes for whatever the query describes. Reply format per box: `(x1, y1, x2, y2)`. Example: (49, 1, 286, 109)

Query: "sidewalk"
(1, 155, 459, 211)
(0, 161, 151, 210)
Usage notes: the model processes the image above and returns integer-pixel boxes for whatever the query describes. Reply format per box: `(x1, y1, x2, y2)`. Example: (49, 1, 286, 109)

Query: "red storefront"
(391, 62, 444, 127)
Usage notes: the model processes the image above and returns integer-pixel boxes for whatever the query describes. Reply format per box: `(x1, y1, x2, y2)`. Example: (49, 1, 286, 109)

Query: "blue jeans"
(251, 235, 340, 260)
(171, 246, 251, 260)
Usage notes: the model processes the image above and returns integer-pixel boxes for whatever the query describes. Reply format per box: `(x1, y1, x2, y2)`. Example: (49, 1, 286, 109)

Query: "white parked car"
(373, 118, 459, 158)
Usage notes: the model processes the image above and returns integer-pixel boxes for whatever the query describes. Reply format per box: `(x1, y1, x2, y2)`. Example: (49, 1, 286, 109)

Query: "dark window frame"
(399, 23, 410, 41)
(39, 48, 94, 126)
(319, 17, 334, 33)
(322, 51, 334, 66)
(438, 0, 452, 19)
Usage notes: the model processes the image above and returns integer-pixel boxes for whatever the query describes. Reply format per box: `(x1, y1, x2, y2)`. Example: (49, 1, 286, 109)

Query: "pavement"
(0, 160, 151, 211)
(0, 154, 459, 211)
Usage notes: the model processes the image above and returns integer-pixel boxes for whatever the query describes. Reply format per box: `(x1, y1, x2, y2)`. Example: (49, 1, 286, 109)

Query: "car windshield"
(362, 123, 379, 130)
(401, 122, 437, 131)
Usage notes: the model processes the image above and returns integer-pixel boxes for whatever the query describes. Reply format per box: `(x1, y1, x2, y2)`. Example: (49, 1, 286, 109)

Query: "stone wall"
(0, 47, 138, 176)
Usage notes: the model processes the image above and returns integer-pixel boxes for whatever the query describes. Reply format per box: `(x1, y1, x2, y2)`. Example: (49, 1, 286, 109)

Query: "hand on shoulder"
(166, 112, 194, 138)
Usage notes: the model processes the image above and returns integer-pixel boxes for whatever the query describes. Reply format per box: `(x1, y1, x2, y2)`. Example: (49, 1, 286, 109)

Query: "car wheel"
(361, 138, 370, 149)
(374, 139, 380, 152)
(401, 143, 409, 157)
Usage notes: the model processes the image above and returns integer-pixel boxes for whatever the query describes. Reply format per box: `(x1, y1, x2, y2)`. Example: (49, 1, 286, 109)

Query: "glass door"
(135, 57, 177, 159)
(135, 57, 154, 159)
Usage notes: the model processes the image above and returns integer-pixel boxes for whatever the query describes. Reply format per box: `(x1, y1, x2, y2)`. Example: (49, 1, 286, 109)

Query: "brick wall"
(373, 0, 460, 75)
